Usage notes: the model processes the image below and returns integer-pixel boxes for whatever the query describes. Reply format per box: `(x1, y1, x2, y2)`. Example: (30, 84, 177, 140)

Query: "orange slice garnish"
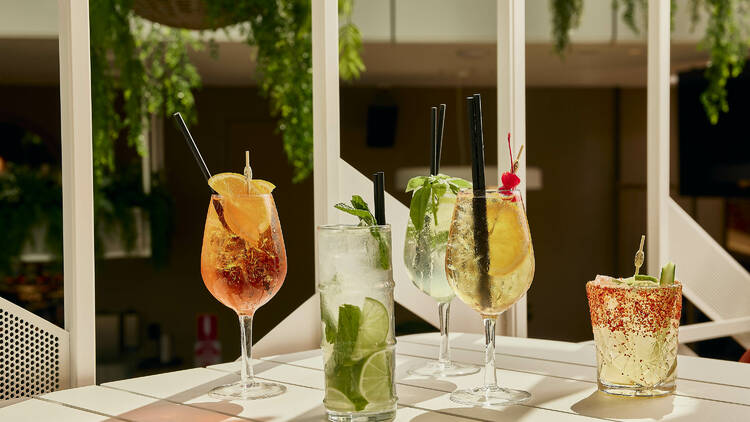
(208, 173, 275, 243)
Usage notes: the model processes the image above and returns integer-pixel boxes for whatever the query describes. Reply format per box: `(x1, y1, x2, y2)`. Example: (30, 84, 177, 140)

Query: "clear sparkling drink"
(586, 275, 682, 397)
(403, 195, 456, 303)
(317, 225, 397, 422)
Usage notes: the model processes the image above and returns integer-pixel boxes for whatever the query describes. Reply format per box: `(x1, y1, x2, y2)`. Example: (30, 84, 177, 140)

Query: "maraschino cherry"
(500, 132, 522, 192)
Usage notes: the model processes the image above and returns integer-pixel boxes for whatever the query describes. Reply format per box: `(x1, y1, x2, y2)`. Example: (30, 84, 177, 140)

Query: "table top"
(2, 333, 749, 421)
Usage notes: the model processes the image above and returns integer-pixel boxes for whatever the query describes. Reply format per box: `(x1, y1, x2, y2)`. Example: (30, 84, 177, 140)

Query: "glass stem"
(239, 314, 254, 388)
(437, 301, 451, 365)
(483, 317, 498, 389)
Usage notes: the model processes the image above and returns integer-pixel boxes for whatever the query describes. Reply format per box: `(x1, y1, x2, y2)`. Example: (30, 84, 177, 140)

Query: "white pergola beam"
(647, 0, 670, 275)
(497, 0, 527, 337)
(58, 0, 96, 386)
(312, 0, 341, 228)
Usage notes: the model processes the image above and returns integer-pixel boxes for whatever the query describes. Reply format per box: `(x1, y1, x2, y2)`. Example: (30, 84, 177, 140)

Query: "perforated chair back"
(0, 297, 70, 400)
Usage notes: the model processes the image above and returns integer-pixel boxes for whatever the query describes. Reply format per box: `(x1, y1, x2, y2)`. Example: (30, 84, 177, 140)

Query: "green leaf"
(405, 176, 427, 192)
(449, 178, 472, 189)
(334, 196, 390, 269)
(350, 195, 371, 211)
(409, 184, 431, 231)
(334, 202, 376, 226)
(333, 304, 361, 366)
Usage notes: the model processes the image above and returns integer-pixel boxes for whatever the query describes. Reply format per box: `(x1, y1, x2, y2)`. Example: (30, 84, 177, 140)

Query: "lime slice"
(324, 388, 355, 411)
(358, 350, 393, 403)
(351, 298, 389, 360)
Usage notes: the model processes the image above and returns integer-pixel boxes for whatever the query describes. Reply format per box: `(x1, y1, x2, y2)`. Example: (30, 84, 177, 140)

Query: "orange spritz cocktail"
(200, 172, 288, 400)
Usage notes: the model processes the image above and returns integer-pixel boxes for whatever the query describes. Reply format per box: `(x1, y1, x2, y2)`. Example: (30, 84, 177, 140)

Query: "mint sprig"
(406, 174, 471, 231)
(334, 196, 391, 270)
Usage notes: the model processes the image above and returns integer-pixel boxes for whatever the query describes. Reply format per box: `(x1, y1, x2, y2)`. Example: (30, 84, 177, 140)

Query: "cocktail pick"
(244, 150, 252, 194)
(634, 235, 645, 276)
(171, 112, 216, 195)
(373, 171, 386, 225)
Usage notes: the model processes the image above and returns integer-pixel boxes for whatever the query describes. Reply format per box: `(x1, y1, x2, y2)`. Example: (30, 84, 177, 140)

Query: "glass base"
(208, 381, 286, 400)
(450, 385, 531, 407)
(326, 408, 396, 422)
(598, 380, 675, 397)
(408, 360, 480, 377)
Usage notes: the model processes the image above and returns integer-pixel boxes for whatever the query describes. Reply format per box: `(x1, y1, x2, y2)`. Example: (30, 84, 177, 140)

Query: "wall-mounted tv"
(678, 69, 750, 197)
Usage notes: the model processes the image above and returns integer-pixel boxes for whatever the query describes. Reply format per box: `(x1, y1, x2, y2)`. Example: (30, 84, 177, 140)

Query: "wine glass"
(200, 193, 287, 399)
(445, 188, 534, 406)
(403, 194, 479, 377)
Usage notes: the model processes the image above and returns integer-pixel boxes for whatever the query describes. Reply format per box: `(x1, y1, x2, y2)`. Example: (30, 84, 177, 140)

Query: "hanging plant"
(550, 0, 750, 124)
(91, 0, 364, 183)
(204, 0, 364, 182)
(90, 0, 201, 180)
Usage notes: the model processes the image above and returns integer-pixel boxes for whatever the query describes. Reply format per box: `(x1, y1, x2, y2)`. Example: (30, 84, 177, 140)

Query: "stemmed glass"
(200, 193, 287, 399)
(403, 194, 479, 377)
(445, 188, 534, 406)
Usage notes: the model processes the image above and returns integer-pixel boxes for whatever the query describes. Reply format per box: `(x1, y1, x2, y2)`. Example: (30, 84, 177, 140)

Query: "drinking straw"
(436, 104, 446, 173)
(466, 94, 491, 309)
(470, 94, 486, 191)
(171, 112, 216, 194)
(429, 107, 438, 176)
(373, 171, 386, 225)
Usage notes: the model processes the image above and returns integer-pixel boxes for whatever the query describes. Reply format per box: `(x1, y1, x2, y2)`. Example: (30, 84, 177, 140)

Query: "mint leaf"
(371, 228, 391, 270)
(449, 178, 472, 189)
(335, 196, 390, 270)
(406, 176, 427, 192)
(333, 304, 361, 366)
(350, 195, 371, 211)
(321, 302, 338, 344)
(334, 202, 377, 226)
(409, 183, 431, 231)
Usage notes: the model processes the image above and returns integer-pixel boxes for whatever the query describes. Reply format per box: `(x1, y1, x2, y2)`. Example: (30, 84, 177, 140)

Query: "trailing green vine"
(90, 0, 201, 180)
(550, 0, 750, 124)
(204, 0, 363, 182)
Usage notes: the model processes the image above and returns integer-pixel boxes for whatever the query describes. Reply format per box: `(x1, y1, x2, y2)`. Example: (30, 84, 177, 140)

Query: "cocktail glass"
(201, 193, 287, 399)
(586, 275, 682, 397)
(404, 194, 479, 377)
(445, 188, 534, 406)
(317, 225, 397, 422)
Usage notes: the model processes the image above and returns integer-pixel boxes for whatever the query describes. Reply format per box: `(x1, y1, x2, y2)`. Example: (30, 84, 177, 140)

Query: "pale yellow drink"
(445, 189, 534, 316)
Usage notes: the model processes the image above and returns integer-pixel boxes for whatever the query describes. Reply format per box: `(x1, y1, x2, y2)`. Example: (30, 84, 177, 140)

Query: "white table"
(2, 333, 749, 421)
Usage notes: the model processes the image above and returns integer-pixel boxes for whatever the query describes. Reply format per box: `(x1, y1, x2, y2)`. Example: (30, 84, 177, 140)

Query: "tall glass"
(317, 225, 397, 422)
(445, 188, 534, 406)
(403, 194, 479, 377)
(586, 276, 682, 397)
(201, 193, 287, 399)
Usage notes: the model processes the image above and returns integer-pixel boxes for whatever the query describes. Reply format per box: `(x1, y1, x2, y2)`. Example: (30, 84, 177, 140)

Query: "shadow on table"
(410, 406, 534, 421)
(571, 391, 674, 420)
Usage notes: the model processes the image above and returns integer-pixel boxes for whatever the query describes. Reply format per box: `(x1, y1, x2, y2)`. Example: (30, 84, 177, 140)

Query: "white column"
(647, 0, 670, 275)
(312, 0, 341, 228)
(497, 0, 527, 337)
(58, 0, 96, 386)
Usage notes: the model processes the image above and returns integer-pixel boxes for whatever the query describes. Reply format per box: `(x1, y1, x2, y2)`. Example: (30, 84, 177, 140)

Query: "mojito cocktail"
(317, 224, 397, 421)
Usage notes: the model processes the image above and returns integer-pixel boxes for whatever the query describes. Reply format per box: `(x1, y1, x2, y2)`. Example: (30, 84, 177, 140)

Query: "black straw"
(373, 171, 386, 225)
(429, 107, 438, 175)
(436, 104, 446, 173)
(470, 94, 486, 191)
(172, 112, 216, 194)
(466, 94, 491, 310)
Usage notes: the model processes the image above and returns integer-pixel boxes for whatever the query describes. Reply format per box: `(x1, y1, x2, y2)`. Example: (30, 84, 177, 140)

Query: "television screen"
(678, 69, 750, 197)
